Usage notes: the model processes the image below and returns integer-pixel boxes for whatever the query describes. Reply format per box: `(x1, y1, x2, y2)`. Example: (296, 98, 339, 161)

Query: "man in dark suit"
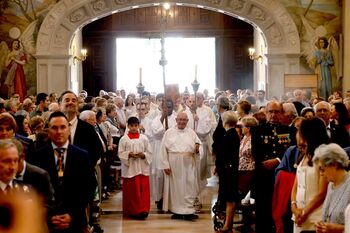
(59, 90, 104, 167)
(0, 138, 46, 232)
(0, 139, 20, 194)
(315, 101, 350, 147)
(212, 96, 230, 211)
(59, 91, 104, 232)
(35, 111, 95, 233)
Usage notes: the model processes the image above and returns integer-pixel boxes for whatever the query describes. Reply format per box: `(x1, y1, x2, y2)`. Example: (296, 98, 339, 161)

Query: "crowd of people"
(0, 87, 350, 233)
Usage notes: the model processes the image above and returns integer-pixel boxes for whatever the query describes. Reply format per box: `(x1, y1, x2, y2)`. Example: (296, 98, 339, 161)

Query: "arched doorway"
(35, 0, 300, 97)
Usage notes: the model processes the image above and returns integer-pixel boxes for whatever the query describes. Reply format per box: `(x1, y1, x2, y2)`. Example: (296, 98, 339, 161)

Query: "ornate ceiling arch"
(36, 0, 300, 56)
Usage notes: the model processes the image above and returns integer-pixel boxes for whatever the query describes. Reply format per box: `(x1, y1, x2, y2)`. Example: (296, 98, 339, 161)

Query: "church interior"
(0, 1, 350, 233)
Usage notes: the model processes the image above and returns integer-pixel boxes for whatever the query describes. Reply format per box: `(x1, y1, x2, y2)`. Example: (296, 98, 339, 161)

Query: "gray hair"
(283, 103, 298, 118)
(0, 139, 20, 154)
(79, 110, 95, 121)
(216, 96, 230, 110)
(313, 143, 349, 169)
(241, 116, 258, 127)
(221, 110, 238, 127)
(314, 101, 331, 112)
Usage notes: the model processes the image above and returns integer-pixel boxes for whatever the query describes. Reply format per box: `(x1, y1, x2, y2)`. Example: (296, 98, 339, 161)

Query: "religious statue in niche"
(0, 27, 29, 101)
(314, 37, 337, 100)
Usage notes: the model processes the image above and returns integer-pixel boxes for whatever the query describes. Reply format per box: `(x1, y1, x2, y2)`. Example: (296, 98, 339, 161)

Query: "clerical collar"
(0, 180, 13, 191)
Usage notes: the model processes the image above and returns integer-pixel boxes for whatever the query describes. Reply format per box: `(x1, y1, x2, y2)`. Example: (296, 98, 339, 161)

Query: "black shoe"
(183, 214, 198, 221)
(171, 214, 184, 220)
(156, 198, 163, 210)
(102, 193, 109, 201)
(132, 212, 149, 220)
(139, 212, 149, 219)
(92, 224, 104, 233)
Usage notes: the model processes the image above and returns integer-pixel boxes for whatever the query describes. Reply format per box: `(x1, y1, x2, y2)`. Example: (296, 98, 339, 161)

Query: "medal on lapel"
(58, 169, 64, 177)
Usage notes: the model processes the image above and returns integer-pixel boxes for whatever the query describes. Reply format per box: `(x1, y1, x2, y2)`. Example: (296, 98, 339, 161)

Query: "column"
(36, 55, 71, 94)
(266, 54, 300, 99)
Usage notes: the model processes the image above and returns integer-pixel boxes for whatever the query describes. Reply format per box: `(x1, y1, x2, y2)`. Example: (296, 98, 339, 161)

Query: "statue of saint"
(314, 37, 334, 99)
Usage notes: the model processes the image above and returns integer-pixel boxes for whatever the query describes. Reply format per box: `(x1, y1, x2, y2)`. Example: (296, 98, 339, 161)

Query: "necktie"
(55, 148, 65, 177)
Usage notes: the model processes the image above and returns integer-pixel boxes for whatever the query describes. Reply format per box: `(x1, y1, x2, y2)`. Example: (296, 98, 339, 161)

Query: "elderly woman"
(238, 116, 258, 197)
(301, 107, 315, 119)
(313, 143, 350, 233)
(215, 110, 240, 232)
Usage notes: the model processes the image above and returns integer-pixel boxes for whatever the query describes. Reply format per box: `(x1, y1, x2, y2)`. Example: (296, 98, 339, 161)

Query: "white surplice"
(118, 134, 152, 178)
(185, 105, 215, 193)
(139, 116, 153, 140)
(159, 126, 201, 214)
(149, 113, 177, 202)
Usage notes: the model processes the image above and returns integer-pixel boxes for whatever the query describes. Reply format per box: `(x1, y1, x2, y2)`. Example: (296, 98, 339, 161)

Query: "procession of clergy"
(1, 88, 350, 233)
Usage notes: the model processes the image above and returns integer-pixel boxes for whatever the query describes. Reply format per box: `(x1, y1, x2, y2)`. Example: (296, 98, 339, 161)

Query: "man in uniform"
(252, 100, 294, 233)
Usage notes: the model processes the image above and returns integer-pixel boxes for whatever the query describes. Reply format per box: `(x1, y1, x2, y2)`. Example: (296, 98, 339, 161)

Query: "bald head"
(176, 112, 189, 130)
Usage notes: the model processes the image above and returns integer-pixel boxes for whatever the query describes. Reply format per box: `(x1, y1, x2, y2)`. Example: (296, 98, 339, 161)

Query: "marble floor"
(100, 176, 220, 233)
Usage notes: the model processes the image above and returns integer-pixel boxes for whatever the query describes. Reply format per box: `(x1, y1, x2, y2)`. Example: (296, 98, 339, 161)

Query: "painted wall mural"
(282, 0, 342, 94)
(0, 0, 343, 99)
(0, 0, 55, 99)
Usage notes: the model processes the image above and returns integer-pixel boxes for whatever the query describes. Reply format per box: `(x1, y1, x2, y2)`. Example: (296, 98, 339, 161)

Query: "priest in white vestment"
(159, 112, 201, 220)
(184, 94, 216, 200)
(150, 99, 177, 207)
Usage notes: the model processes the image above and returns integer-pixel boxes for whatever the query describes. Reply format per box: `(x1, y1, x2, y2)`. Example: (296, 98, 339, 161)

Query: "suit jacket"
(330, 120, 350, 148)
(212, 116, 225, 156)
(0, 179, 24, 194)
(22, 162, 55, 208)
(34, 143, 95, 233)
(15, 133, 35, 163)
(73, 119, 104, 166)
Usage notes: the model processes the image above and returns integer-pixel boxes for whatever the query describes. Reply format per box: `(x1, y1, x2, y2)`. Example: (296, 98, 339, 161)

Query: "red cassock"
(122, 174, 150, 217)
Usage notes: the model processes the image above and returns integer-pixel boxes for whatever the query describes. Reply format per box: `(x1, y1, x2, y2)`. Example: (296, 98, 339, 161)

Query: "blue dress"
(315, 49, 334, 99)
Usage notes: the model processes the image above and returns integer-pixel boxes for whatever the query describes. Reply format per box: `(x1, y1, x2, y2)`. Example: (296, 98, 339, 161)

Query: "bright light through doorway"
(116, 37, 216, 95)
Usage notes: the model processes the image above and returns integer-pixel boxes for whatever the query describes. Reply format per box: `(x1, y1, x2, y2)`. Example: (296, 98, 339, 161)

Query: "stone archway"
(35, 0, 301, 97)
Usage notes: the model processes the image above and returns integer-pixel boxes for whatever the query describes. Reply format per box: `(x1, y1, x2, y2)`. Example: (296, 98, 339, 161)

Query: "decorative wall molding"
(35, 0, 301, 95)
(36, 0, 300, 55)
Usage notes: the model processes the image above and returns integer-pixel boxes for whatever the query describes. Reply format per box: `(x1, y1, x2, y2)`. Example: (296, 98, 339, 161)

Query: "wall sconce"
(163, 2, 171, 10)
(248, 47, 263, 61)
(73, 49, 87, 64)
